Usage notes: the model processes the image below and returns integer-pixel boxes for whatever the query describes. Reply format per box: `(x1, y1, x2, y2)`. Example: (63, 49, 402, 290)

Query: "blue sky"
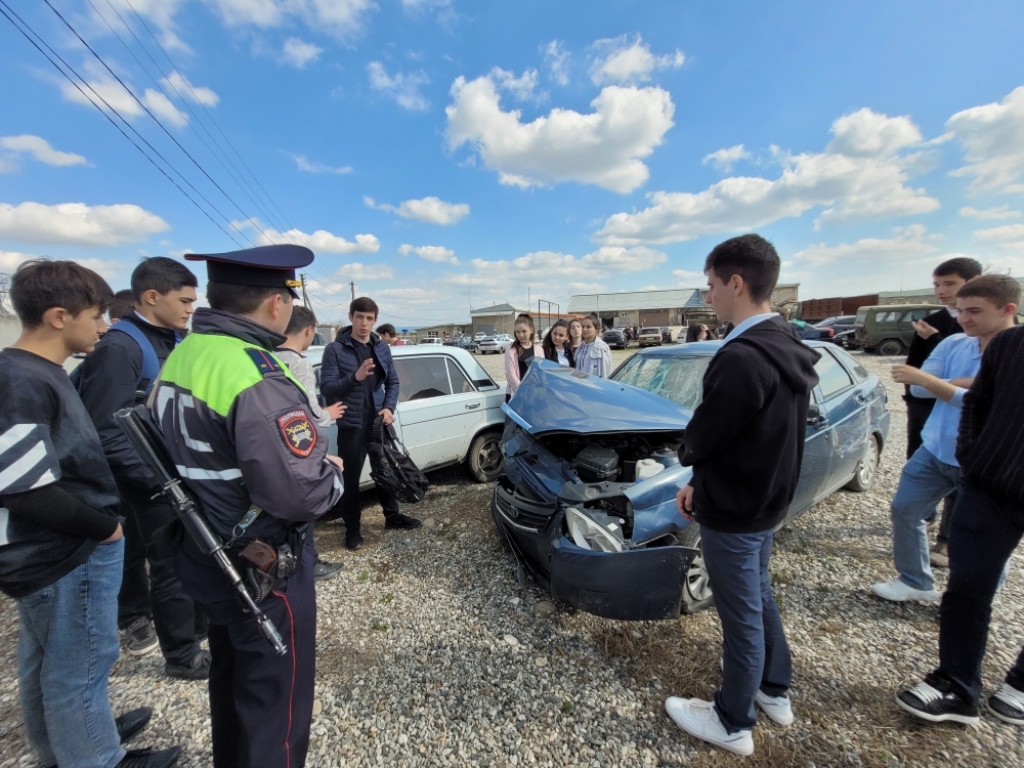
(2, 0, 1024, 329)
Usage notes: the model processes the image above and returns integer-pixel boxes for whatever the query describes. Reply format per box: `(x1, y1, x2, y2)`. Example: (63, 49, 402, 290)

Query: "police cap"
(186, 244, 313, 297)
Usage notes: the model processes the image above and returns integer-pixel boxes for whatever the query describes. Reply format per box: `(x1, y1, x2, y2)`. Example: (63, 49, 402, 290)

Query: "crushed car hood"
(505, 359, 691, 435)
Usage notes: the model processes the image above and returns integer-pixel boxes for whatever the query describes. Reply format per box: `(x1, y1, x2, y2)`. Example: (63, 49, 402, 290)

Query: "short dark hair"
(11, 259, 114, 329)
(206, 281, 289, 315)
(109, 289, 135, 321)
(957, 275, 1021, 308)
(349, 297, 379, 319)
(376, 323, 397, 337)
(704, 234, 780, 305)
(934, 257, 983, 282)
(285, 305, 317, 335)
(131, 257, 198, 303)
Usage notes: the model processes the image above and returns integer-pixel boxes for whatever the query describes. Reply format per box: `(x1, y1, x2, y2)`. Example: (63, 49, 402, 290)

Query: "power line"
(42, 0, 270, 246)
(0, 0, 247, 248)
(92, 0, 298, 242)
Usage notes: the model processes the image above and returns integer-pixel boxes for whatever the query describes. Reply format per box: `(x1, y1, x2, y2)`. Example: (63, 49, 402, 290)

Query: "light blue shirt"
(575, 337, 612, 378)
(914, 333, 982, 467)
(721, 313, 779, 348)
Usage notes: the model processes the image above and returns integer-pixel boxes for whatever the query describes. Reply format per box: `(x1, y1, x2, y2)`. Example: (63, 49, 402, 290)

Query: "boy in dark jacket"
(76, 257, 211, 678)
(665, 235, 820, 758)
(320, 297, 420, 550)
(0, 260, 179, 768)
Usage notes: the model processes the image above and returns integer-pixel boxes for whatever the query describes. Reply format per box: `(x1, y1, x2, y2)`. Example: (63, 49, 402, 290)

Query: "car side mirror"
(807, 403, 823, 426)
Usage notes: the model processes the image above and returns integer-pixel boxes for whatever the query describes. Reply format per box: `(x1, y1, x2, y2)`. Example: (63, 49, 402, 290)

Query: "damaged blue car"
(491, 340, 890, 621)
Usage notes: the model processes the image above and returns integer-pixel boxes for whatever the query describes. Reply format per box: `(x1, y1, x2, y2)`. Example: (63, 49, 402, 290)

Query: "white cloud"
(288, 153, 352, 174)
(207, 0, 375, 39)
(0, 250, 124, 281)
(367, 62, 430, 111)
(365, 195, 469, 224)
(235, 218, 379, 254)
(793, 224, 939, 267)
(588, 35, 684, 86)
(542, 40, 570, 86)
(490, 67, 543, 103)
(947, 86, 1024, 192)
(0, 202, 169, 246)
(445, 74, 674, 193)
(308, 261, 395, 291)
(974, 223, 1024, 250)
(671, 268, 705, 285)
(0, 135, 88, 169)
(60, 64, 190, 128)
(280, 38, 322, 69)
(596, 107, 939, 245)
(702, 144, 751, 173)
(160, 72, 219, 106)
(372, 286, 437, 304)
(959, 205, 1021, 220)
(398, 244, 457, 264)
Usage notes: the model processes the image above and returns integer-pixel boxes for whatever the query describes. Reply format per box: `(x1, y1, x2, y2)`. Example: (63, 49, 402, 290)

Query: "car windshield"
(611, 353, 711, 410)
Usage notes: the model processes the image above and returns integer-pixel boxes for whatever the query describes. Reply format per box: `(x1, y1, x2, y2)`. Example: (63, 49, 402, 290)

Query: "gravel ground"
(2, 348, 1022, 767)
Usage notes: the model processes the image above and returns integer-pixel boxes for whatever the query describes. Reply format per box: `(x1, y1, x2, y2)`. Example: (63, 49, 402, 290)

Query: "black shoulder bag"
(367, 415, 430, 503)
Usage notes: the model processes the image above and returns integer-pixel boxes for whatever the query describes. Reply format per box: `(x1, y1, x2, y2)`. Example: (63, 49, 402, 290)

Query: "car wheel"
(878, 339, 905, 356)
(845, 434, 880, 492)
(678, 525, 715, 614)
(466, 430, 504, 483)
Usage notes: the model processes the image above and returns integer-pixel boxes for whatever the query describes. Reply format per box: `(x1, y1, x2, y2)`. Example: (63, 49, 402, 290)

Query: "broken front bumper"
(491, 483, 698, 621)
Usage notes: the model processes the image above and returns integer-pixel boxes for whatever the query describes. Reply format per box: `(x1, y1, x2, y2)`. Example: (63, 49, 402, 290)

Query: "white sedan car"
(476, 335, 513, 354)
(306, 344, 507, 486)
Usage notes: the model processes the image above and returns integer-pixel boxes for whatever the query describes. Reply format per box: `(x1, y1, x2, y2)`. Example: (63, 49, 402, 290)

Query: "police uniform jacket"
(320, 327, 399, 431)
(153, 308, 343, 601)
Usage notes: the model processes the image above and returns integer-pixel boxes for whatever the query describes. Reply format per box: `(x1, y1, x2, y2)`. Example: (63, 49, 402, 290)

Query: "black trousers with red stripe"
(201, 542, 316, 768)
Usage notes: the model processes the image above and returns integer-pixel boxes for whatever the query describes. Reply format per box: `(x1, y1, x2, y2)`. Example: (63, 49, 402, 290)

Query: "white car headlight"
(565, 507, 625, 553)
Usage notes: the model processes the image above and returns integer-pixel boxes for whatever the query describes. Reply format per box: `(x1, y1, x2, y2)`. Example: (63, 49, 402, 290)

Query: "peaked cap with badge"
(186, 243, 313, 297)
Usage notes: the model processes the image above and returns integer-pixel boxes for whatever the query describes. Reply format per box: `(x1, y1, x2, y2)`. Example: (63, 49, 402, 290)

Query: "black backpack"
(367, 415, 429, 503)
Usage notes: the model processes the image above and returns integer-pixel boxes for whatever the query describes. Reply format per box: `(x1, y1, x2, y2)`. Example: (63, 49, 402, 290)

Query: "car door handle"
(465, 402, 481, 410)
(855, 393, 869, 404)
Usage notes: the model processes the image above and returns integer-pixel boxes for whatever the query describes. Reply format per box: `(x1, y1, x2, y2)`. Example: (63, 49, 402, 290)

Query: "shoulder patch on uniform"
(246, 348, 283, 376)
(277, 409, 317, 458)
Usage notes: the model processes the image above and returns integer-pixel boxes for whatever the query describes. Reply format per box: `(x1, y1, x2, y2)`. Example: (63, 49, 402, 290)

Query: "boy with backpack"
(0, 259, 180, 768)
(76, 257, 211, 679)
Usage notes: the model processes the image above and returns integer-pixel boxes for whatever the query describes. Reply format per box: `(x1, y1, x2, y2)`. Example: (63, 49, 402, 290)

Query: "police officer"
(152, 245, 343, 768)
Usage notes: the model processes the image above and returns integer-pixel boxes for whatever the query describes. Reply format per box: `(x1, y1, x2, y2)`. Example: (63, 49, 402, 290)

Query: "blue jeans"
(889, 447, 960, 591)
(701, 527, 792, 732)
(15, 539, 125, 768)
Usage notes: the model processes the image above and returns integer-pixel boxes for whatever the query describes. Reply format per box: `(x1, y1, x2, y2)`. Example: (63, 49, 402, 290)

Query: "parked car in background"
(815, 315, 857, 348)
(306, 345, 507, 484)
(419, 337, 445, 345)
(477, 335, 513, 354)
(638, 327, 663, 347)
(790, 319, 835, 342)
(492, 341, 889, 621)
(852, 303, 936, 355)
(474, 332, 487, 341)
(602, 327, 628, 349)
(660, 327, 677, 344)
(445, 335, 478, 352)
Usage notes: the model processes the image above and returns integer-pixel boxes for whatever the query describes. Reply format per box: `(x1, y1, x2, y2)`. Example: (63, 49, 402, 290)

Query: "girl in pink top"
(504, 313, 544, 402)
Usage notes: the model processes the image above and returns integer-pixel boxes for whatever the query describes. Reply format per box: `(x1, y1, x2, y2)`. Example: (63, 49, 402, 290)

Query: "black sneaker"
(313, 558, 344, 580)
(345, 534, 364, 551)
(124, 618, 159, 657)
(116, 746, 182, 768)
(896, 681, 980, 725)
(165, 650, 211, 681)
(988, 683, 1024, 725)
(115, 707, 152, 743)
(384, 513, 422, 530)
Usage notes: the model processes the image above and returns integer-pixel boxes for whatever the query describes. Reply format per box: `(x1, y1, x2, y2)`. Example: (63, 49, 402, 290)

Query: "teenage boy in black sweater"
(77, 257, 211, 679)
(665, 235, 820, 758)
(897, 321, 1024, 727)
(0, 260, 180, 768)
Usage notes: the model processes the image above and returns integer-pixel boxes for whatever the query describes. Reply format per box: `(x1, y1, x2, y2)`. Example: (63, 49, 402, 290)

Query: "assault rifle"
(115, 405, 287, 655)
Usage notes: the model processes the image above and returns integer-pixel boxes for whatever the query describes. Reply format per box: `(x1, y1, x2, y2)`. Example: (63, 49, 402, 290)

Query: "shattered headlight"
(565, 507, 626, 553)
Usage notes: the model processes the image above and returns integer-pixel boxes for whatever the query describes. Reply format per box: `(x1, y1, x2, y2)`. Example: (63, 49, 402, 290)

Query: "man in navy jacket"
(320, 297, 420, 550)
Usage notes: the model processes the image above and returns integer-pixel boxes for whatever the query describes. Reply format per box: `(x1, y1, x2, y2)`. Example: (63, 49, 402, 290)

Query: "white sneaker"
(755, 690, 794, 726)
(665, 697, 754, 757)
(871, 579, 940, 603)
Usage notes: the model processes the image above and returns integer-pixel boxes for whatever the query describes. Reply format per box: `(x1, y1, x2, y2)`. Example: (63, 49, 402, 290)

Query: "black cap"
(186, 244, 313, 297)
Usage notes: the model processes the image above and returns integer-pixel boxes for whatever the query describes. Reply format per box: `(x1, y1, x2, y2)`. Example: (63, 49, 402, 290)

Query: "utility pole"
(350, 281, 355, 304)
(300, 273, 311, 309)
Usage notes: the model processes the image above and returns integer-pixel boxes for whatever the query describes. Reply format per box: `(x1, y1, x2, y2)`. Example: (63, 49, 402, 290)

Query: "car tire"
(878, 339, 905, 356)
(844, 433, 880, 492)
(466, 430, 504, 483)
(679, 525, 715, 614)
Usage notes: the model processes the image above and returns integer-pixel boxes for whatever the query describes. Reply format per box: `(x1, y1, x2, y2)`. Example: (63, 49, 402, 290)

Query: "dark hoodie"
(680, 316, 820, 534)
